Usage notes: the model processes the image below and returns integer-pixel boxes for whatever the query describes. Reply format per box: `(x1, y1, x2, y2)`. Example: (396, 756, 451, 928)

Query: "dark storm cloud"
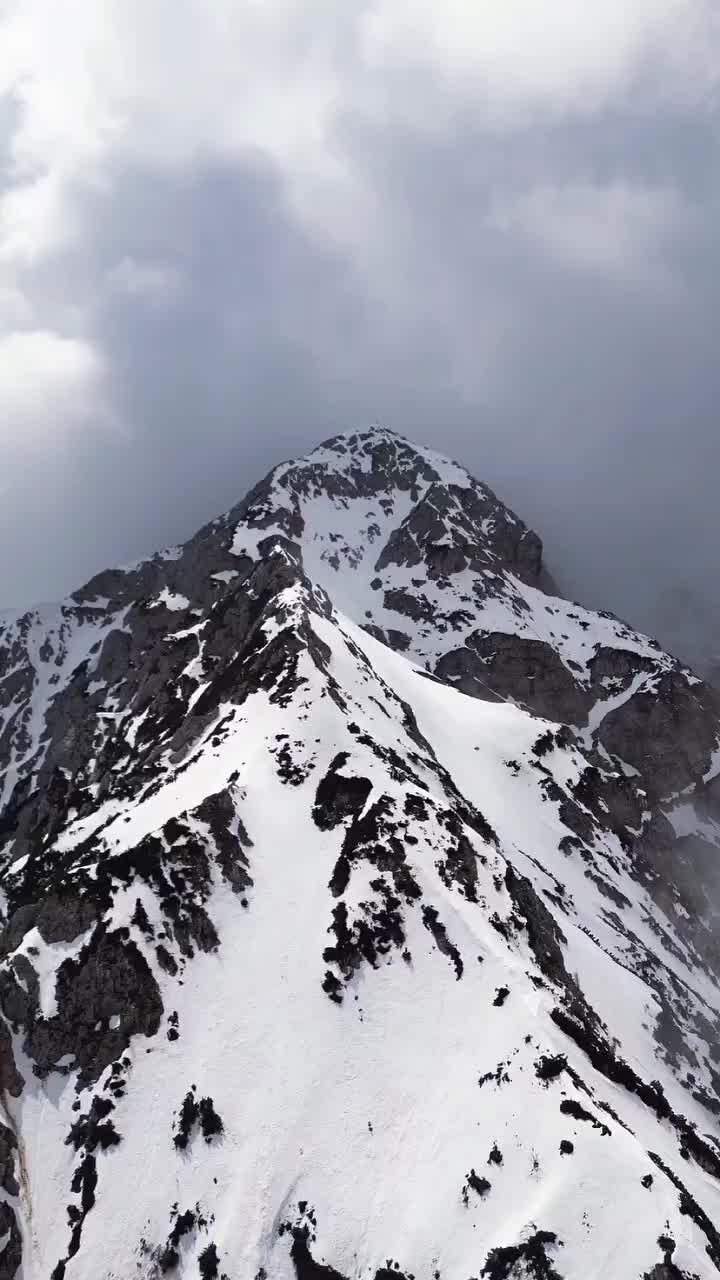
(1, 87, 718, 674)
(0, 147, 491, 605)
(323, 104, 720, 643)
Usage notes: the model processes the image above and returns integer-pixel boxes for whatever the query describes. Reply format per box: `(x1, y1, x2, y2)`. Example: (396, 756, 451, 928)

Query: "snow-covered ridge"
(0, 427, 719, 1279)
(225, 428, 719, 800)
(231, 426, 668, 680)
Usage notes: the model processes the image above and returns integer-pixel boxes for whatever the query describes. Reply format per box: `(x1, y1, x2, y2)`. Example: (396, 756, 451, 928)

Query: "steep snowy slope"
(0, 429, 719, 1280)
(228, 429, 703, 745)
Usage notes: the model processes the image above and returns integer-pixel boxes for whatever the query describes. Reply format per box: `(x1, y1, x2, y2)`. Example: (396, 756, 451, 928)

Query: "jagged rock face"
(436, 632, 592, 725)
(0, 427, 719, 1279)
(224, 430, 720, 802)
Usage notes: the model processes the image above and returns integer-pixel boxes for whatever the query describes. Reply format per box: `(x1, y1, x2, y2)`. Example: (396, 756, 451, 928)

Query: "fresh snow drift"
(0, 427, 719, 1280)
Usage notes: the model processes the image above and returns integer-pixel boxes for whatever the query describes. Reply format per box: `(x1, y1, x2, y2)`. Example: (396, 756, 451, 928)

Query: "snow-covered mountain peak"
(223, 429, 720, 808)
(1, 430, 720, 1279)
(230, 425, 542, 616)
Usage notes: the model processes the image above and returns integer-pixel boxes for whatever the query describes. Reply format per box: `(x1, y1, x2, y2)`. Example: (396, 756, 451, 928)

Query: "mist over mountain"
(543, 567, 720, 693)
(643, 585, 720, 690)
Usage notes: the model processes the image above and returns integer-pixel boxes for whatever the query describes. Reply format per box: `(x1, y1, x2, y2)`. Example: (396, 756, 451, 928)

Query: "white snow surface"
(1, 600, 717, 1279)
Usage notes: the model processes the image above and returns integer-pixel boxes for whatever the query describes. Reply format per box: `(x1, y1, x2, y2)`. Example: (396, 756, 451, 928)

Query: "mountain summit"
(1, 427, 719, 1279)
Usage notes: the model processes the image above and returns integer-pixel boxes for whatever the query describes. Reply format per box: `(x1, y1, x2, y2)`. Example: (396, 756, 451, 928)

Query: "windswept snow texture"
(0, 426, 719, 1280)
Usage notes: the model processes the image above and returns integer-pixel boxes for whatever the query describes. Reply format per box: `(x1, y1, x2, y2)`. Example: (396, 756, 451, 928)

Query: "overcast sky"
(1, 2, 719, 661)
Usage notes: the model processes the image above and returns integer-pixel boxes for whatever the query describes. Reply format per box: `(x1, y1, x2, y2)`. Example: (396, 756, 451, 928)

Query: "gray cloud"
(0, 9, 718, 674)
(328, 104, 720, 647)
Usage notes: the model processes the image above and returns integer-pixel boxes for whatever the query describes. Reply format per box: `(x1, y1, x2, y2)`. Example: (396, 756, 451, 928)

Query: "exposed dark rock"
(462, 1169, 491, 1203)
(323, 883, 407, 997)
(437, 633, 589, 724)
(435, 827, 480, 902)
(535, 1054, 567, 1084)
(174, 1089, 200, 1151)
(0, 1124, 18, 1196)
(173, 1088, 223, 1150)
(598, 671, 720, 801)
(156, 1207, 198, 1272)
(66, 1096, 121, 1153)
(0, 893, 97, 959)
(67, 1152, 98, 1258)
(382, 588, 437, 625)
(642, 1264, 694, 1279)
(504, 866, 574, 994)
(1, 928, 163, 1084)
(0, 1201, 22, 1280)
(559, 1098, 611, 1136)
(312, 756, 373, 830)
(289, 1226, 347, 1280)
(199, 1097, 224, 1142)
(198, 1242, 221, 1279)
(640, 1232, 696, 1280)
(195, 789, 253, 895)
(0, 1018, 23, 1097)
(480, 1229, 564, 1279)
(551, 1005, 720, 1183)
(421, 905, 463, 980)
(362, 624, 412, 653)
(571, 763, 645, 844)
